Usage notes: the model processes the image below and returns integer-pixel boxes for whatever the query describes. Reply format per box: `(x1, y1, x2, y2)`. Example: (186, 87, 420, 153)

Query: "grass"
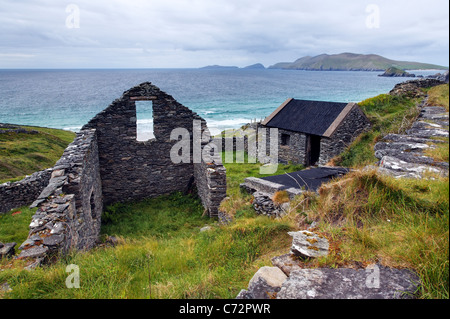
(1, 192, 294, 299)
(0, 85, 448, 299)
(426, 84, 449, 111)
(0, 125, 75, 183)
(0, 206, 37, 244)
(333, 93, 421, 167)
(292, 169, 449, 299)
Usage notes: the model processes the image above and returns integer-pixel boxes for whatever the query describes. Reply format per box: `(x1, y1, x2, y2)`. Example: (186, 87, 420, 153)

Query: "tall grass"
(0, 193, 294, 299)
(0, 125, 75, 182)
(334, 93, 420, 167)
(426, 84, 449, 111)
(294, 170, 449, 299)
(0, 206, 36, 244)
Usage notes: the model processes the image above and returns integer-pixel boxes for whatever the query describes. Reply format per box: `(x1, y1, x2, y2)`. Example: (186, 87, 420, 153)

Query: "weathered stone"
(200, 225, 212, 232)
(43, 234, 65, 247)
(0, 242, 16, 260)
(246, 266, 288, 299)
(406, 128, 449, 138)
(374, 141, 430, 153)
(17, 245, 48, 259)
(271, 253, 303, 276)
(381, 133, 444, 144)
(0, 169, 52, 214)
(380, 156, 445, 176)
(235, 289, 254, 299)
(277, 265, 420, 299)
(288, 230, 329, 258)
(19, 239, 35, 250)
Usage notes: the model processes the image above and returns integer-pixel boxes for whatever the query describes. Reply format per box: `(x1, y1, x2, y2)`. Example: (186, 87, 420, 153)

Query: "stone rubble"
(251, 191, 290, 218)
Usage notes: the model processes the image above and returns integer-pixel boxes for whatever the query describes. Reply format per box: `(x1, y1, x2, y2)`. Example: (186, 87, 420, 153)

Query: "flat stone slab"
(276, 265, 420, 299)
(381, 133, 443, 144)
(17, 245, 48, 259)
(288, 230, 329, 258)
(406, 128, 449, 138)
(374, 141, 431, 153)
(380, 156, 446, 176)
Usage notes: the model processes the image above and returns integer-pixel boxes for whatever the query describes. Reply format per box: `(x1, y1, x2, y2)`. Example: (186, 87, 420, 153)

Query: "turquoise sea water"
(0, 68, 440, 139)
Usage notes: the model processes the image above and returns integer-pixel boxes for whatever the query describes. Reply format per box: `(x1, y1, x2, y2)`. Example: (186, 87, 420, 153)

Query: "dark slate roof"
(262, 99, 350, 136)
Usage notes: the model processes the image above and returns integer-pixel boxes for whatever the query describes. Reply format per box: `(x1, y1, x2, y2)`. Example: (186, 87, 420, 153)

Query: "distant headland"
(268, 52, 448, 71)
(199, 53, 448, 72)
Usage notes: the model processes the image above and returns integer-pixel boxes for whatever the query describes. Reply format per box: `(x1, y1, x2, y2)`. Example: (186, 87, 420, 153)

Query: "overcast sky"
(0, 0, 448, 68)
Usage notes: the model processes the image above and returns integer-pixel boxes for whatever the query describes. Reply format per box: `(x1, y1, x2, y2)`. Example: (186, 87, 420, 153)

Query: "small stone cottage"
(259, 98, 370, 166)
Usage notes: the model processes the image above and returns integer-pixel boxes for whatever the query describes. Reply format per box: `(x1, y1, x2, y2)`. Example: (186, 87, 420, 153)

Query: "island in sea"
(199, 63, 266, 70)
(378, 67, 415, 77)
(268, 52, 448, 71)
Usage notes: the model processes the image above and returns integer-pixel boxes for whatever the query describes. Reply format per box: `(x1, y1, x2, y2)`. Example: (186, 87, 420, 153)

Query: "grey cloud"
(0, 0, 447, 68)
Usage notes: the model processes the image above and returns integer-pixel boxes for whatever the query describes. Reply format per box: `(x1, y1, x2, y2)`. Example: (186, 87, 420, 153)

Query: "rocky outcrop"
(375, 106, 449, 179)
(378, 67, 415, 77)
(427, 70, 449, 83)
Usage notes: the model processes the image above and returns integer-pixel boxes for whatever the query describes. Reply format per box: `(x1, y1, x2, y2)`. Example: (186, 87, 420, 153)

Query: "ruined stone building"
(7, 82, 227, 263)
(257, 98, 371, 166)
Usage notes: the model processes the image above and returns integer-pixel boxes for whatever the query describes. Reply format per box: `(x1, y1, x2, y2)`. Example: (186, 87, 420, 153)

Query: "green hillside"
(269, 52, 448, 71)
(0, 124, 76, 183)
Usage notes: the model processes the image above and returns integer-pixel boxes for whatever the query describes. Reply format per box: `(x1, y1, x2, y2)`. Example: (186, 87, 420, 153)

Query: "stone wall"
(4, 82, 228, 264)
(193, 152, 227, 217)
(82, 82, 226, 216)
(318, 104, 371, 165)
(277, 129, 307, 164)
(389, 78, 445, 98)
(17, 129, 102, 263)
(0, 169, 52, 214)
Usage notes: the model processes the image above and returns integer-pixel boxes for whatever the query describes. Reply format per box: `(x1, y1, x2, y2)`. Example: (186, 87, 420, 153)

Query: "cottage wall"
(17, 129, 102, 261)
(318, 105, 371, 165)
(277, 129, 307, 164)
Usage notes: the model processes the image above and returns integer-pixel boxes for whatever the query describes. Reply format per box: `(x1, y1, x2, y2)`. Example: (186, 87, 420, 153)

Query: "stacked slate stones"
(375, 104, 449, 179)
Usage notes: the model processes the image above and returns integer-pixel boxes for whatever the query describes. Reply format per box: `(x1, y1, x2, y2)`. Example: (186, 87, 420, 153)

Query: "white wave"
(137, 118, 154, 124)
(204, 117, 251, 136)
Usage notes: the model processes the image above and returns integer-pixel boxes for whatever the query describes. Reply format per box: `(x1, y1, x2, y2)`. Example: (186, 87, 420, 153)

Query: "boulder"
(288, 230, 329, 258)
(237, 266, 287, 299)
(277, 264, 420, 299)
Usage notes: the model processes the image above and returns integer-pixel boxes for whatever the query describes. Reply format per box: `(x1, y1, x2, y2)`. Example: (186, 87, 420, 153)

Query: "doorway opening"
(305, 135, 321, 166)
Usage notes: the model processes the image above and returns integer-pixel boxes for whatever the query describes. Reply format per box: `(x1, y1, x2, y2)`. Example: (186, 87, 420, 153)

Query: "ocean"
(0, 68, 441, 140)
